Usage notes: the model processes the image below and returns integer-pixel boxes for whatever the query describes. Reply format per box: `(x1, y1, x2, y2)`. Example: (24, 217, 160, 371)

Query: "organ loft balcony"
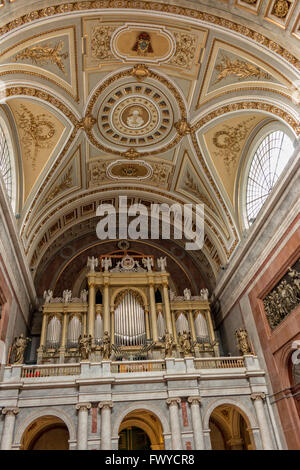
(5, 251, 254, 372)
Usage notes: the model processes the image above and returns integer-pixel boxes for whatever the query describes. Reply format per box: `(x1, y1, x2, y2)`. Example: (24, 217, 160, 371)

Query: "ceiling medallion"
(96, 81, 174, 150)
(106, 159, 153, 180)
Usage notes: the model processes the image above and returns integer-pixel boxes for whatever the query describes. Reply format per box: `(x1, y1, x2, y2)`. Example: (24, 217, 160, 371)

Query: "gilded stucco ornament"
(14, 41, 69, 74)
(263, 264, 300, 330)
(175, 118, 191, 136)
(214, 55, 270, 84)
(130, 64, 151, 81)
(272, 0, 290, 18)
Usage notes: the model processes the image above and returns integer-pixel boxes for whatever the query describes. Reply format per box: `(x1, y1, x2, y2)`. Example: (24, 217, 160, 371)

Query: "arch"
(14, 407, 76, 448)
(207, 402, 256, 450)
(112, 402, 170, 440)
(111, 286, 148, 309)
(203, 398, 258, 431)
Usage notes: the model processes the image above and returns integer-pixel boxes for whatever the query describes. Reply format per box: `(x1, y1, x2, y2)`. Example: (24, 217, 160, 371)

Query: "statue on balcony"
(163, 332, 175, 358)
(101, 331, 111, 360)
(200, 288, 209, 301)
(101, 257, 112, 272)
(11, 334, 31, 364)
(178, 330, 193, 356)
(183, 288, 191, 300)
(157, 257, 167, 272)
(169, 289, 176, 301)
(43, 290, 53, 303)
(235, 328, 252, 355)
(142, 257, 153, 272)
(78, 334, 93, 360)
(87, 256, 99, 272)
(80, 289, 88, 303)
(63, 289, 72, 303)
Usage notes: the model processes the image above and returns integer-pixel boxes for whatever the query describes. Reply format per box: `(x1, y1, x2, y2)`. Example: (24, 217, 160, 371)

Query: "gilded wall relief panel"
(202, 113, 266, 204)
(263, 259, 300, 330)
(0, 27, 78, 101)
(197, 40, 291, 107)
(8, 99, 66, 204)
(264, 0, 296, 29)
(234, 0, 263, 14)
(88, 158, 172, 189)
(111, 24, 175, 64)
(83, 19, 121, 70)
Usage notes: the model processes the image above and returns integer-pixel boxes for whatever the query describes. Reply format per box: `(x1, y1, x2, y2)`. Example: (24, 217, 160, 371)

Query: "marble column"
(145, 306, 151, 340)
(76, 403, 91, 450)
(166, 398, 182, 450)
(162, 283, 173, 334)
(103, 283, 110, 334)
(110, 307, 115, 344)
(188, 310, 197, 343)
(40, 312, 48, 348)
(99, 401, 113, 450)
(88, 282, 96, 338)
(251, 393, 273, 450)
(1, 407, 19, 450)
(149, 284, 158, 342)
(171, 312, 178, 344)
(188, 397, 204, 450)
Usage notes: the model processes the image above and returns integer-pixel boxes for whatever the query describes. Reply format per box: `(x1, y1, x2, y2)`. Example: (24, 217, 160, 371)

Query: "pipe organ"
(38, 252, 219, 364)
(114, 291, 146, 346)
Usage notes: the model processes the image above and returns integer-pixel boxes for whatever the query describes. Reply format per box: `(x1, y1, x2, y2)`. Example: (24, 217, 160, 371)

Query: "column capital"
(251, 392, 266, 402)
(166, 397, 181, 407)
(76, 402, 91, 412)
(98, 401, 113, 410)
(88, 280, 95, 288)
(188, 396, 202, 406)
(2, 407, 19, 416)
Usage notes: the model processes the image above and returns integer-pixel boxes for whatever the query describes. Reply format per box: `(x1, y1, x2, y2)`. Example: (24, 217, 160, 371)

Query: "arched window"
(0, 123, 12, 201)
(246, 130, 294, 225)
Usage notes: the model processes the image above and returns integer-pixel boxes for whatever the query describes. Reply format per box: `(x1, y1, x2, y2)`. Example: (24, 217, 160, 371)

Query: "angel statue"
(178, 331, 193, 356)
(183, 288, 191, 300)
(157, 257, 167, 272)
(43, 290, 53, 303)
(200, 288, 209, 301)
(63, 289, 72, 303)
(80, 289, 88, 303)
(142, 257, 153, 272)
(101, 257, 112, 272)
(11, 334, 31, 364)
(87, 256, 99, 272)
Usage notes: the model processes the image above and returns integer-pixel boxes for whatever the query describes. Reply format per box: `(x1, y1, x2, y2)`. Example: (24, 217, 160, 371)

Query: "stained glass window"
(0, 124, 12, 201)
(246, 131, 294, 224)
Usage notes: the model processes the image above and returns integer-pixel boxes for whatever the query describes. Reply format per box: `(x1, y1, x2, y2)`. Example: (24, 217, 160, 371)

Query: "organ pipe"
(114, 292, 146, 346)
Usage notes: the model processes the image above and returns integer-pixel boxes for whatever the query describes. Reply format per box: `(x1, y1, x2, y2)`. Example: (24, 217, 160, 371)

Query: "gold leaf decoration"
(91, 25, 115, 60)
(46, 166, 73, 203)
(169, 32, 196, 69)
(214, 55, 270, 85)
(14, 41, 69, 75)
(212, 117, 257, 173)
(16, 104, 56, 169)
(272, 0, 291, 19)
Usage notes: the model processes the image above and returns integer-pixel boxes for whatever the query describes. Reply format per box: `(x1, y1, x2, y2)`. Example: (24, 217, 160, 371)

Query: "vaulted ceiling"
(0, 0, 299, 294)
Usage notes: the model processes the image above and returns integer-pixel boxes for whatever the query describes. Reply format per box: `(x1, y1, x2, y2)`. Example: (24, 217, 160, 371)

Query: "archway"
(209, 405, 255, 450)
(21, 415, 69, 450)
(118, 410, 164, 450)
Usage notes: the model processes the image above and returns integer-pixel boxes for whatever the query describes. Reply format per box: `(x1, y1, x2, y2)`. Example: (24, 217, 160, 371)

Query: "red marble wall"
(248, 219, 300, 449)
